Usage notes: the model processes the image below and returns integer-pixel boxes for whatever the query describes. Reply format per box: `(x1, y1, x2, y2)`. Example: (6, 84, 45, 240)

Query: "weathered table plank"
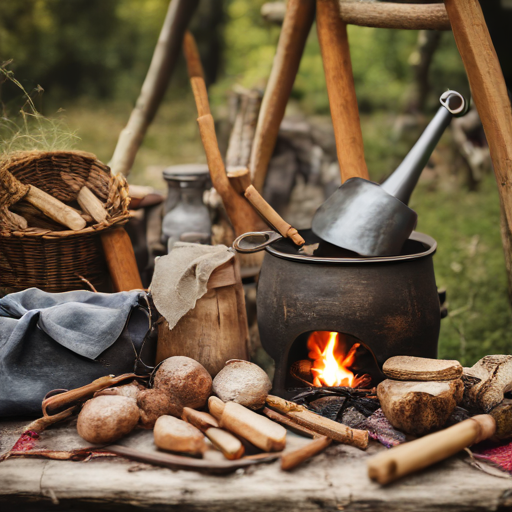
(1, 421, 512, 511)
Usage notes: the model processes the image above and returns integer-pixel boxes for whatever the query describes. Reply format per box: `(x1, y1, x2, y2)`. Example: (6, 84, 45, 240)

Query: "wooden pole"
(183, 32, 262, 237)
(443, 0, 512, 299)
(109, 0, 199, 176)
(317, 0, 369, 183)
(249, 0, 316, 192)
(337, 1, 450, 31)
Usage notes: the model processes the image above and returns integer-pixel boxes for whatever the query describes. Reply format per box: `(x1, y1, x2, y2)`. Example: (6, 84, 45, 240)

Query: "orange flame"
(307, 331, 360, 387)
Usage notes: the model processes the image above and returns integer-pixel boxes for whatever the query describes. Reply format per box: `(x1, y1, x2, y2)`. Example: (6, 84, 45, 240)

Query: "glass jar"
(161, 164, 212, 251)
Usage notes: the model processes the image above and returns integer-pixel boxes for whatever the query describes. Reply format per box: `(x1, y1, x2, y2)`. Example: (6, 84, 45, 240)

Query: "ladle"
(234, 90, 468, 255)
(311, 90, 468, 256)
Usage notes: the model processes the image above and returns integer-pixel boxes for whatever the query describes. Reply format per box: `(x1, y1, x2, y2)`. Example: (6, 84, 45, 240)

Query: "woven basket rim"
(0, 150, 130, 238)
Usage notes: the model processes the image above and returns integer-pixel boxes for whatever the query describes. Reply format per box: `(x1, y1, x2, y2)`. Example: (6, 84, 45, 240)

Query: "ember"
(307, 331, 359, 387)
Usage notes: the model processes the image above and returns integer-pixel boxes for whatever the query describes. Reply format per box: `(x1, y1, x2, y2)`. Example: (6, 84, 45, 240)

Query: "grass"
(49, 98, 512, 367)
(57, 91, 204, 191)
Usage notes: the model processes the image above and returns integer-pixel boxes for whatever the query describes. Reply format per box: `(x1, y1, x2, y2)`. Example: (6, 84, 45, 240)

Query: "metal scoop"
(311, 90, 469, 257)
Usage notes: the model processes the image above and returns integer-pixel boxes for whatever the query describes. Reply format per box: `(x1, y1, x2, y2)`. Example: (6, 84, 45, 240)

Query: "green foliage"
(412, 175, 512, 366)
(216, 4, 470, 115)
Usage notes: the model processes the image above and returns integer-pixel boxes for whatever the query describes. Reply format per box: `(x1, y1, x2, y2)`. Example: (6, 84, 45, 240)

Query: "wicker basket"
(0, 150, 131, 294)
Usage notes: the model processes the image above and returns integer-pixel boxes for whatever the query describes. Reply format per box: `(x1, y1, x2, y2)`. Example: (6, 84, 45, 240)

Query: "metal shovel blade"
(312, 178, 417, 257)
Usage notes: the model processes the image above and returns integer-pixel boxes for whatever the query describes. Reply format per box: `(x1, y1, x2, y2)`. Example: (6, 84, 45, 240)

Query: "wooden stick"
(109, 0, 199, 176)
(42, 374, 140, 417)
(443, 0, 512, 300)
(281, 436, 331, 471)
(249, 0, 316, 191)
(183, 32, 262, 237)
(337, 1, 450, 31)
(262, 407, 318, 439)
(77, 186, 108, 224)
(205, 428, 245, 460)
(317, 0, 369, 183)
(209, 397, 287, 452)
(101, 227, 143, 291)
(266, 395, 368, 450)
(183, 31, 210, 118)
(244, 185, 305, 246)
(367, 415, 496, 485)
(227, 167, 252, 195)
(25, 185, 86, 231)
(182, 407, 219, 432)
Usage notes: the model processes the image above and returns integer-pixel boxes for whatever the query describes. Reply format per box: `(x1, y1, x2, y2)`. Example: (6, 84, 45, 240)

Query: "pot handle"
(233, 231, 283, 253)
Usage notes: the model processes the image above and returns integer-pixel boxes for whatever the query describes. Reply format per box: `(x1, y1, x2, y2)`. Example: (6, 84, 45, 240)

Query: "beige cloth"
(151, 242, 235, 330)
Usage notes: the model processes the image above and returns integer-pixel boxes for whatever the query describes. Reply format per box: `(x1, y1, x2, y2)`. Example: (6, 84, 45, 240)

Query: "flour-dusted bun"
(153, 356, 212, 409)
(137, 388, 183, 429)
(213, 360, 272, 410)
(77, 395, 140, 444)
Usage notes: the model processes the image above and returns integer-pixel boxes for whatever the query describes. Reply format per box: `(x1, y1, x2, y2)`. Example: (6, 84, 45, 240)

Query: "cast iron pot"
(256, 229, 442, 398)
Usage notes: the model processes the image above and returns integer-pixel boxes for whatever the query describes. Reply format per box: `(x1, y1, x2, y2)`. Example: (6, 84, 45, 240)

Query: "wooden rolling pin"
(317, 0, 369, 183)
(244, 185, 304, 246)
(367, 414, 496, 485)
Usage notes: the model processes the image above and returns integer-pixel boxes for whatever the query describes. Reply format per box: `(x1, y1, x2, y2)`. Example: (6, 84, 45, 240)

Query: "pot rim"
(265, 230, 437, 264)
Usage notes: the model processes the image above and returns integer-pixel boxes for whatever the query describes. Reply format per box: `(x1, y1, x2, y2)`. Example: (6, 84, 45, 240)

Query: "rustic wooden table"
(1, 418, 512, 511)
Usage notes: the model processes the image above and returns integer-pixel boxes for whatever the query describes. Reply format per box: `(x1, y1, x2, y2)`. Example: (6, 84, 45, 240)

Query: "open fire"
(289, 331, 372, 389)
(308, 331, 359, 387)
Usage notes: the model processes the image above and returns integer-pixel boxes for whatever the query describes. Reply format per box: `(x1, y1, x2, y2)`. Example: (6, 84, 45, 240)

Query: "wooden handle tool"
(249, 0, 316, 191)
(367, 414, 496, 485)
(244, 185, 305, 246)
(317, 0, 369, 183)
(281, 435, 331, 471)
(183, 32, 261, 237)
(227, 167, 252, 195)
(42, 373, 140, 417)
(266, 395, 368, 450)
(443, 0, 512, 298)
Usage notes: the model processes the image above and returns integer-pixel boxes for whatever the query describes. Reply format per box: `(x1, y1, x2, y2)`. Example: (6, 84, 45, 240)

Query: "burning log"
(209, 396, 287, 452)
(280, 436, 332, 471)
(266, 395, 368, 450)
